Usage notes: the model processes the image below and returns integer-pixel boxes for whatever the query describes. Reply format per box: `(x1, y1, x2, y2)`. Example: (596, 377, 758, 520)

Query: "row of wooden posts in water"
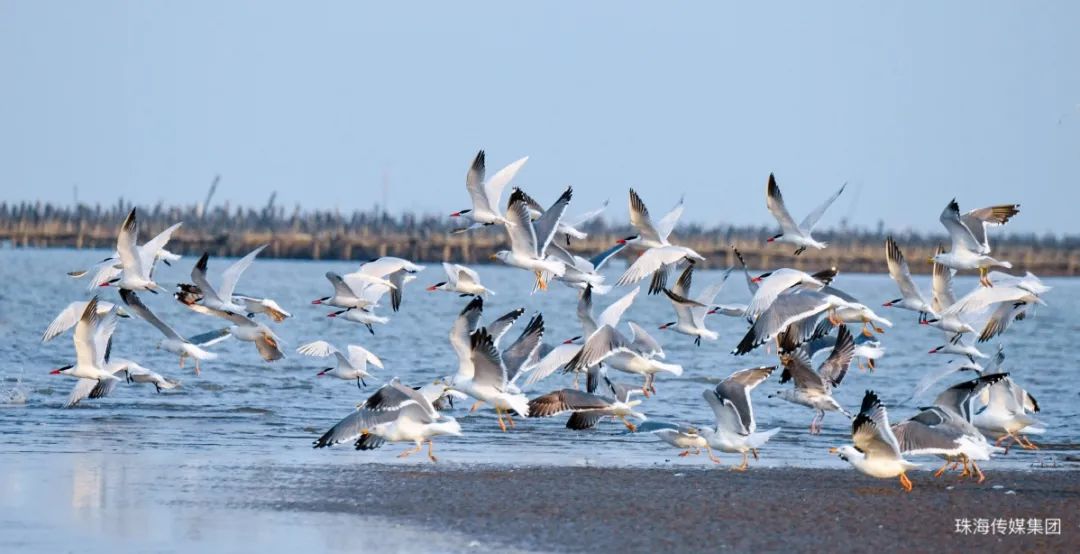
(2, 219, 1079, 276)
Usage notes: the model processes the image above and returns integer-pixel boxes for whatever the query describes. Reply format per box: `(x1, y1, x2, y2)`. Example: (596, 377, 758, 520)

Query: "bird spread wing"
(533, 187, 573, 255)
(627, 189, 662, 244)
(654, 195, 685, 241)
(528, 389, 612, 417)
(800, 182, 846, 232)
(817, 324, 854, 387)
(119, 289, 183, 341)
(885, 237, 926, 305)
(598, 286, 640, 329)
(505, 190, 539, 258)
(765, 174, 801, 235)
(218, 245, 267, 301)
(852, 390, 902, 460)
(483, 155, 528, 214)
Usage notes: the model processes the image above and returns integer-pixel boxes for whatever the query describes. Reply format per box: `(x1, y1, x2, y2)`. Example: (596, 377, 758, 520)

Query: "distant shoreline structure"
(3, 200, 1078, 275)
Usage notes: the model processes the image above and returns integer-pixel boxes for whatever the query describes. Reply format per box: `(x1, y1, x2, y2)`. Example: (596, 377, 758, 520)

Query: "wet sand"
(234, 464, 1079, 552)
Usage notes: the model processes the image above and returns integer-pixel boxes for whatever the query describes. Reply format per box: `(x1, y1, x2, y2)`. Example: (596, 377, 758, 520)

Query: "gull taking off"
(701, 365, 782, 471)
(932, 199, 1019, 287)
(831, 390, 919, 492)
(450, 149, 529, 230)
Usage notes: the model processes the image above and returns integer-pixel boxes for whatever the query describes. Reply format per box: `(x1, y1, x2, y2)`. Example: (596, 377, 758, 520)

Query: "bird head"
(49, 364, 74, 376)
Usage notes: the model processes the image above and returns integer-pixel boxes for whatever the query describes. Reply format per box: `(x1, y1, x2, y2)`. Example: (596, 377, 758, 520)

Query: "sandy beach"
(237, 464, 1078, 552)
(2, 451, 1078, 552)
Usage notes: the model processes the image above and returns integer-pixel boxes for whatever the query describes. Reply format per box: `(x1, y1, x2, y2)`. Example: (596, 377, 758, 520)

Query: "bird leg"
(678, 450, 691, 457)
(972, 461, 986, 484)
(534, 271, 547, 291)
(194, 359, 201, 376)
(933, 459, 953, 478)
(179, 353, 187, 369)
(706, 445, 721, 464)
(730, 451, 749, 471)
(794, 246, 806, 256)
(469, 401, 483, 413)
(979, 267, 992, 288)
(867, 358, 876, 371)
(496, 407, 508, 432)
(1017, 434, 1039, 450)
(505, 412, 516, 429)
(356, 377, 363, 390)
(899, 472, 913, 492)
(427, 440, 438, 463)
(397, 443, 423, 459)
(751, 448, 760, 460)
(621, 417, 637, 432)
(958, 456, 971, 479)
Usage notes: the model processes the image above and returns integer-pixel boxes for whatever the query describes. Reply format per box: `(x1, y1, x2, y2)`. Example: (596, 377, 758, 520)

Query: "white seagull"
(701, 365, 782, 471)
(119, 289, 227, 375)
(831, 390, 919, 492)
(313, 378, 461, 463)
(184, 246, 268, 315)
(42, 300, 129, 343)
(659, 264, 731, 346)
(298, 340, 383, 389)
(528, 376, 646, 432)
(108, 208, 169, 292)
(450, 149, 529, 230)
(617, 188, 694, 294)
(882, 236, 935, 323)
(491, 187, 571, 291)
(768, 327, 855, 434)
(49, 298, 122, 395)
(764, 173, 846, 255)
(72, 221, 182, 291)
(427, 262, 494, 297)
(932, 200, 1019, 286)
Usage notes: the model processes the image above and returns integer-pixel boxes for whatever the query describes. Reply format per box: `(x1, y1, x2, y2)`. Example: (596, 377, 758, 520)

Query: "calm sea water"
(2, 247, 1077, 469)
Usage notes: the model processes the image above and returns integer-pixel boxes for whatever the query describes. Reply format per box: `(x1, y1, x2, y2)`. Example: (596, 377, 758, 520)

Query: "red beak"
(616, 239, 626, 245)
(99, 282, 110, 287)
(918, 320, 928, 325)
(928, 349, 937, 354)
(426, 285, 438, 291)
(311, 299, 323, 305)
(450, 211, 461, 217)
(751, 277, 762, 283)
(327, 313, 337, 318)
(562, 338, 575, 344)
(49, 369, 62, 375)
(882, 302, 892, 307)
(766, 237, 775, 243)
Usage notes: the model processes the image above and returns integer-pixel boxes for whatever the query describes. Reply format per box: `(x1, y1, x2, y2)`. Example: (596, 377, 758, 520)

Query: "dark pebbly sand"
(231, 464, 1079, 552)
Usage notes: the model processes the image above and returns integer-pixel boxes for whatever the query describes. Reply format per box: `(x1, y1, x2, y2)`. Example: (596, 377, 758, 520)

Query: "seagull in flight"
(764, 173, 846, 255)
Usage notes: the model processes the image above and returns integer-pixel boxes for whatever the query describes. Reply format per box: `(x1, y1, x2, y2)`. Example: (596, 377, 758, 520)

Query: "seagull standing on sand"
(764, 173, 846, 255)
(700, 366, 782, 471)
(831, 390, 919, 492)
(298, 340, 383, 389)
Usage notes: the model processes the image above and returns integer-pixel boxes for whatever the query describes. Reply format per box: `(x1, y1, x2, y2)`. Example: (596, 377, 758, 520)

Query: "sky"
(1, 1, 1078, 234)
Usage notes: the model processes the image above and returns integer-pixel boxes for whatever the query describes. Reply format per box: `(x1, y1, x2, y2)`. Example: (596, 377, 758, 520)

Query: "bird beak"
(616, 239, 626, 245)
(828, 447, 839, 454)
(49, 369, 62, 375)
(926, 257, 935, 263)
(426, 285, 437, 291)
(311, 299, 322, 305)
(327, 312, 338, 318)
(488, 254, 498, 261)
(450, 211, 461, 217)
(882, 301, 892, 307)
(750, 276, 762, 283)
(99, 282, 110, 287)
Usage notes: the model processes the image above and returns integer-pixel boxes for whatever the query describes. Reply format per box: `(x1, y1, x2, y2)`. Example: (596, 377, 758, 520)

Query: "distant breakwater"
(3, 211, 1078, 276)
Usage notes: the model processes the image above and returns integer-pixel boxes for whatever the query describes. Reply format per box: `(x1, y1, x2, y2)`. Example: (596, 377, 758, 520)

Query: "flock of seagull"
(41, 150, 1051, 491)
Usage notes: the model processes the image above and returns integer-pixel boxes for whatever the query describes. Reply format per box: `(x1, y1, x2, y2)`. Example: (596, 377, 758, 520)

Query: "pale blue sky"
(2, 2, 1078, 233)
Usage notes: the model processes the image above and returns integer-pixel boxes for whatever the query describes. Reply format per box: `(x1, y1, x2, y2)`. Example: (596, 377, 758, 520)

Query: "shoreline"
(231, 464, 1079, 552)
